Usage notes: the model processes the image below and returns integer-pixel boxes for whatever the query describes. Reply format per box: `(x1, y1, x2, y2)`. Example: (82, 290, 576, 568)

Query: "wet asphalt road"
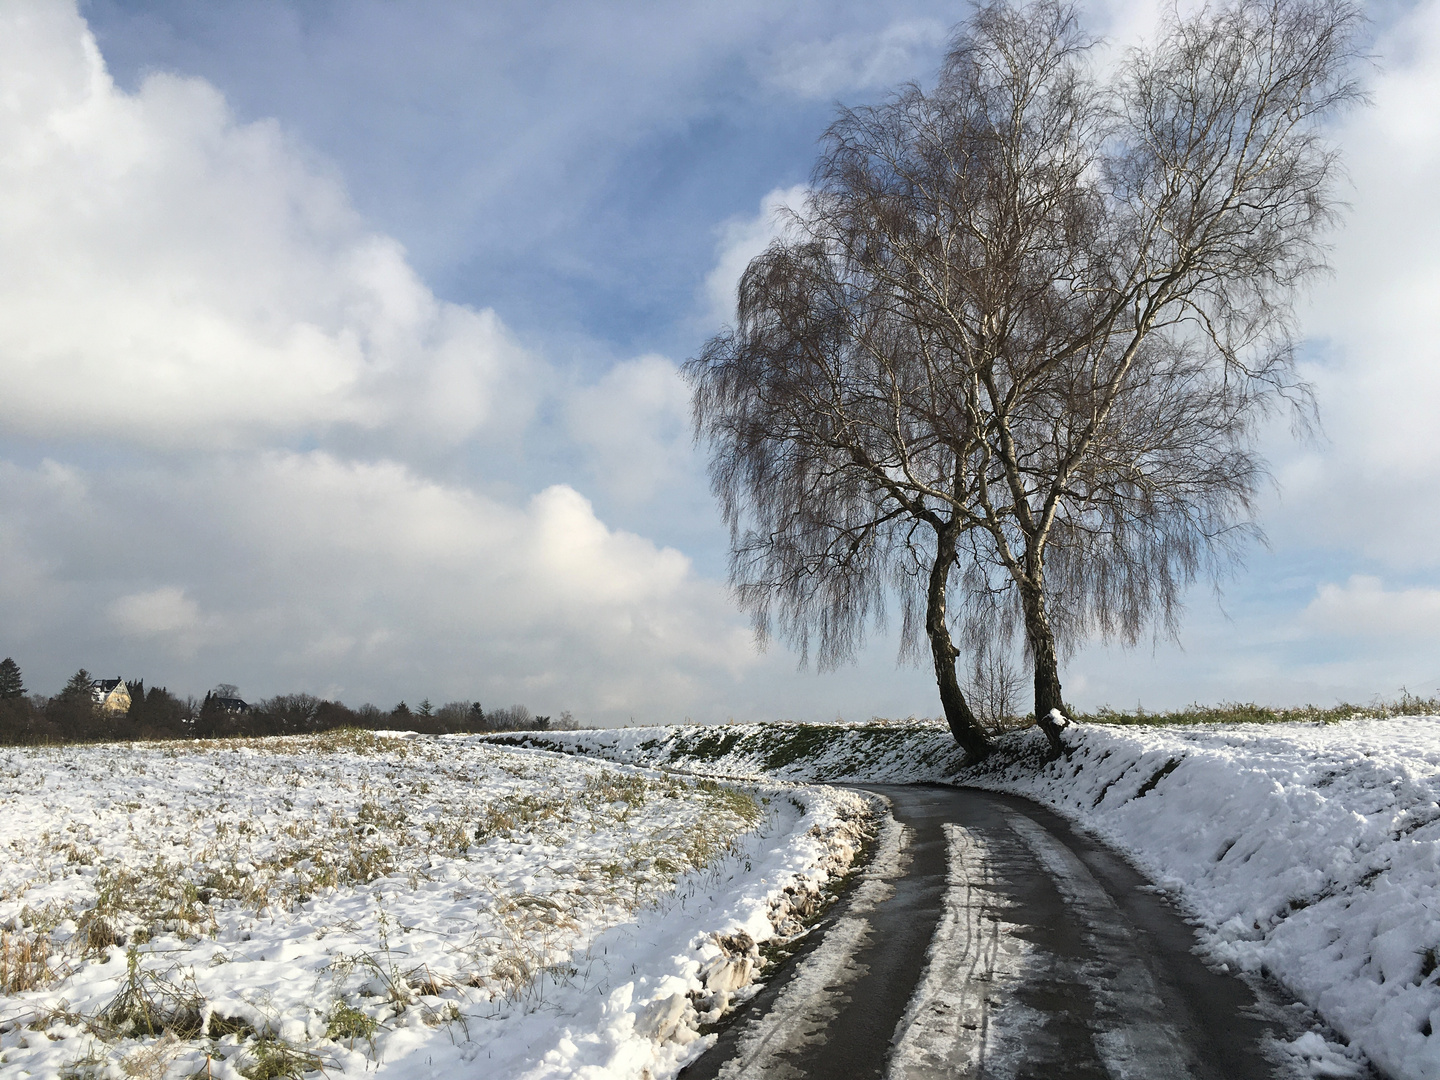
(682, 784, 1335, 1080)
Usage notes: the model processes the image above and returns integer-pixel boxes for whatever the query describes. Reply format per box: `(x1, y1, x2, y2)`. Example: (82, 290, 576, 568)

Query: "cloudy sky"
(0, 0, 1437, 722)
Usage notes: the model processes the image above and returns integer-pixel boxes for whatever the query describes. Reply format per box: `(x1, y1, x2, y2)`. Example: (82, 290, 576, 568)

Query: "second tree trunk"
(928, 534, 992, 760)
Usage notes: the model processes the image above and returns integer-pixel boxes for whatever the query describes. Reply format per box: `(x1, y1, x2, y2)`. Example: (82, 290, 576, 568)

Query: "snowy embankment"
(0, 732, 870, 1080)
(517, 717, 1440, 1080)
(492, 719, 968, 782)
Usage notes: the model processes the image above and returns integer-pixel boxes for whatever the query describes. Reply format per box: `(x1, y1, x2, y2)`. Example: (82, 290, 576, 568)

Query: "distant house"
(90, 678, 131, 715)
(211, 695, 250, 714)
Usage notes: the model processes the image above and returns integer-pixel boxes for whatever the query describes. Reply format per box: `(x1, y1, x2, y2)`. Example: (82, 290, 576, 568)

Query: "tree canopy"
(688, 0, 1362, 757)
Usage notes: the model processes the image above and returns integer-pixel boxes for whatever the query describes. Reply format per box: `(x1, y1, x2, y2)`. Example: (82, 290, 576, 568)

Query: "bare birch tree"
(687, 0, 1362, 759)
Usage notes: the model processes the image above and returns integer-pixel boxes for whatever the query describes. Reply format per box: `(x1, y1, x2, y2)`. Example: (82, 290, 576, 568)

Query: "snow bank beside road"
(482, 769, 871, 1080)
(970, 720, 1440, 1080)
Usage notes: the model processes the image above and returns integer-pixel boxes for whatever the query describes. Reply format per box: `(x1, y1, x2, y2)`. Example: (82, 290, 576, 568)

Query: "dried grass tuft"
(325, 1000, 380, 1052)
(0, 928, 56, 993)
(121, 1031, 181, 1080)
(237, 1035, 327, 1080)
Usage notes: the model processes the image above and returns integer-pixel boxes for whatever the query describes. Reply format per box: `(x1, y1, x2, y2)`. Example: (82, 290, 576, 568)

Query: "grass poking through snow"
(0, 732, 777, 1077)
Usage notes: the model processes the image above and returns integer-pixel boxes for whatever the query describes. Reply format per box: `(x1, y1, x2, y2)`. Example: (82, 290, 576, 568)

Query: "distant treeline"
(0, 659, 572, 746)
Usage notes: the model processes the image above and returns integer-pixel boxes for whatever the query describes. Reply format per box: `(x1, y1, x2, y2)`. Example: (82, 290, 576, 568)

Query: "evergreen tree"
(48, 668, 99, 737)
(194, 691, 225, 738)
(60, 668, 94, 702)
(144, 686, 187, 730)
(0, 658, 23, 699)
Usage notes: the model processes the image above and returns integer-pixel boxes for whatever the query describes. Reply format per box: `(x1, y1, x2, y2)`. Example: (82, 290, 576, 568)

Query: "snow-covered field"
(0, 730, 870, 1079)
(513, 716, 1440, 1080)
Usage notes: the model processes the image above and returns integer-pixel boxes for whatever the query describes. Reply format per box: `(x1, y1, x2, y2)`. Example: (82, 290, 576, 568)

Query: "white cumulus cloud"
(1225, 0, 1440, 571)
(564, 354, 693, 504)
(0, 452, 759, 722)
(0, 3, 763, 723)
(108, 587, 203, 637)
(0, 3, 535, 452)
(1300, 576, 1440, 639)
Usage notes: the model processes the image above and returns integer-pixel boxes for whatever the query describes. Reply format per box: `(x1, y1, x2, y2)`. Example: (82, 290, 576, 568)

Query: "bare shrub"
(355, 704, 385, 725)
(96, 949, 204, 1039)
(486, 705, 533, 731)
(254, 694, 322, 733)
(962, 640, 1025, 733)
(434, 701, 474, 728)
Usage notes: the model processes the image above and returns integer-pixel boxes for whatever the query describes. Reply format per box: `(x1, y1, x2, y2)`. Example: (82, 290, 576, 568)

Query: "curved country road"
(683, 784, 1356, 1080)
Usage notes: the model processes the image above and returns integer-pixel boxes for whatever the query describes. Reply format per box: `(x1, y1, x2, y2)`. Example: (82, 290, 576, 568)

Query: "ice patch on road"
(888, 823, 1037, 1080)
(1005, 811, 1199, 1079)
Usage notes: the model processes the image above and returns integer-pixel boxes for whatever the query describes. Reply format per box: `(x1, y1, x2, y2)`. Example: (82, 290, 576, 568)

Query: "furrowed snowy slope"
(492, 719, 967, 782)
(0, 732, 870, 1080)
(523, 717, 1440, 1080)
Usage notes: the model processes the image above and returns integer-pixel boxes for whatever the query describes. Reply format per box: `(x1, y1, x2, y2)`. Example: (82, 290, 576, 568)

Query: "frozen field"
(0, 731, 869, 1079)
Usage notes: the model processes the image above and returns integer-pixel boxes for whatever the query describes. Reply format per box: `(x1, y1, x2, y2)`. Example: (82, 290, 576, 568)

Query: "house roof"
(91, 678, 124, 693)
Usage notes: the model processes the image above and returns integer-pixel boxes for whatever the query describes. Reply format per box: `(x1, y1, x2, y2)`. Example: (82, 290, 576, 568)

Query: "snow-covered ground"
(513, 716, 1440, 1080)
(7, 718, 1436, 1079)
(0, 730, 870, 1079)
